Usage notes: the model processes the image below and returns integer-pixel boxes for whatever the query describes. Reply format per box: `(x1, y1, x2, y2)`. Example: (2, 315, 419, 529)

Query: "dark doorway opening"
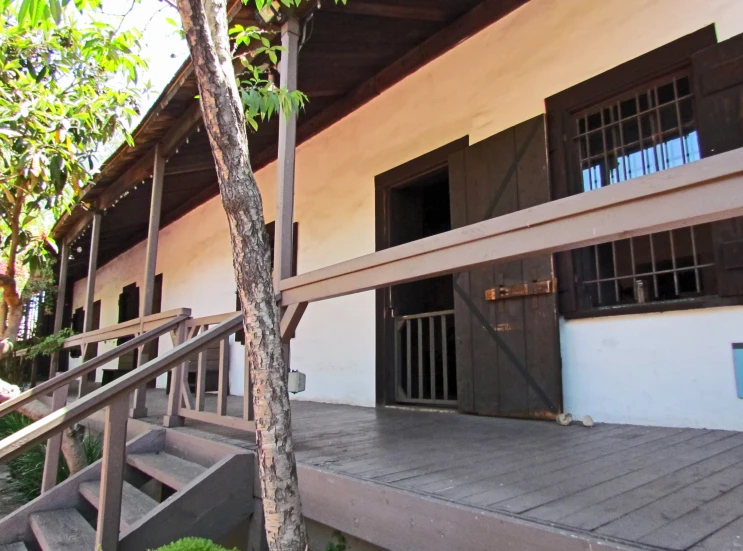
(375, 138, 467, 408)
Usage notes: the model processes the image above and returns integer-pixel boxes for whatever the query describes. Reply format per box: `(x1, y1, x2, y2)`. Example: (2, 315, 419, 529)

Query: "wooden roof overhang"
(55, 0, 528, 282)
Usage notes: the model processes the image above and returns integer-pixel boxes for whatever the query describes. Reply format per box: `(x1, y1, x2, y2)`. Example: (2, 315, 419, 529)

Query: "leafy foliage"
(0, 3, 145, 354)
(21, 327, 75, 359)
(324, 531, 347, 551)
(0, 412, 102, 500)
(150, 538, 238, 551)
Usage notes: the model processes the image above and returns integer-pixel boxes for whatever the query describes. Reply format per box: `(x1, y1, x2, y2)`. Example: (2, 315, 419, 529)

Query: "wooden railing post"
(79, 212, 101, 398)
(96, 395, 128, 551)
(217, 337, 229, 416)
(274, 16, 301, 373)
(164, 319, 187, 427)
(131, 146, 165, 419)
(41, 239, 68, 493)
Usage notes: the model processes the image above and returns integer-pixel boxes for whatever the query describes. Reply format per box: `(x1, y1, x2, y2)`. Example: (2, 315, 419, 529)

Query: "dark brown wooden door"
(693, 33, 743, 296)
(448, 115, 561, 418)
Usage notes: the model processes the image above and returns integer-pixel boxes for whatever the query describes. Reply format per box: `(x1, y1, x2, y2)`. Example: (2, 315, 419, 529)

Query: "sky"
(100, 0, 191, 125)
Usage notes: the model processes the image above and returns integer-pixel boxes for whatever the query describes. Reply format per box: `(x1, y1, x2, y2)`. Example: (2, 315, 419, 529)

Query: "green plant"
(150, 538, 238, 551)
(324, 531, 347, 551)
(0, 412, 102, 500)
(21, 327, 75, 359)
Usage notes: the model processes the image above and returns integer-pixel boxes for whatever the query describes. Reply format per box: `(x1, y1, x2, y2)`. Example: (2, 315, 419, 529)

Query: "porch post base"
(129, 406, 148, 419)
(162, 414, 184, 428)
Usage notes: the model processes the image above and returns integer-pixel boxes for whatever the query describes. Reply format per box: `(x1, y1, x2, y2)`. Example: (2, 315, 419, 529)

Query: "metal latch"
(485, 278, 557, 301)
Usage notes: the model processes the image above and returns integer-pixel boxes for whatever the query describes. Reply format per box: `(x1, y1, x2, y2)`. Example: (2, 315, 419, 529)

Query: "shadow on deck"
(136, 389, 743, 551)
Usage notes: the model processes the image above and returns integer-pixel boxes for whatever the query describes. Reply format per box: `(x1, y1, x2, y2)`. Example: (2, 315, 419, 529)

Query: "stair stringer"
(0, 428, 165, 545)
(119, 451, 255, 551)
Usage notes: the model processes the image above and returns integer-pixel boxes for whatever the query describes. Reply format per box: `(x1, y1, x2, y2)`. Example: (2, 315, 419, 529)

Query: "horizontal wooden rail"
(63, 308, 191, 349)
(280, 148, 743, 305)
(185, 312, 236, 329)
(0, 315, 190, 419)
(0, 313, 243, 464)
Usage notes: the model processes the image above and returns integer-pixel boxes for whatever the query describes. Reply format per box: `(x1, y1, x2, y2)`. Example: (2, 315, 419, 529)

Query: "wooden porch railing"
(165, 313, 254, 431)
(0, 312, 243, 550)
(0, 309, 190, 420)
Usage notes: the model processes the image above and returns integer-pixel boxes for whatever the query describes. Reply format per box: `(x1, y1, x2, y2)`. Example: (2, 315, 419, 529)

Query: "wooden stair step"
(127, 452, 206, 490)
(79, 480, 159, 530)
(0, 543, 29, 551)
(30, 509, 95, 551)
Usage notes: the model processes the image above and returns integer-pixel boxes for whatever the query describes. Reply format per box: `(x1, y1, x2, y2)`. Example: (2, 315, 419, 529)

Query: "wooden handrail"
(0, 313, 242, 464)
(0, 315, 190, 419)
(279, 148, 743, 305)
(185, 312, 236, 329)
(63, 308, 191, 349)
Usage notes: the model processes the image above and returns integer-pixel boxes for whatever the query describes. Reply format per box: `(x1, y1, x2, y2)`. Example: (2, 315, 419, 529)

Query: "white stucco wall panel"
(561, 307, 743, 431)
(69, 0, 743, 420)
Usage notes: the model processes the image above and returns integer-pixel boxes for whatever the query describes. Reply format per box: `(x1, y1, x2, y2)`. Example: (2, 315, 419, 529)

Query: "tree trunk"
(175, 1, 307, 550)
(0, 380, 88, 475)
(0, 275, 22, 359)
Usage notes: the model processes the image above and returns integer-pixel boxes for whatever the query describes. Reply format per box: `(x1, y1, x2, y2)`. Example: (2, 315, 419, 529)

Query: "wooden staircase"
(0, 423, 255, 551)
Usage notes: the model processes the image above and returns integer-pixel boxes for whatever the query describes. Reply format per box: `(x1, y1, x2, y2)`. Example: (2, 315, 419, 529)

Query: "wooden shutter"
(449, 116, 561, 418)
(693, 33, 743, 296)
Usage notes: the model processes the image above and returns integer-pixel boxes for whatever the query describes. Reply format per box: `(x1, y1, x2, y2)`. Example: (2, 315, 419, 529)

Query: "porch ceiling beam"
(319, 3, 449, 23)
(279, 147, 743, 306)
(289, 0, 528, 150)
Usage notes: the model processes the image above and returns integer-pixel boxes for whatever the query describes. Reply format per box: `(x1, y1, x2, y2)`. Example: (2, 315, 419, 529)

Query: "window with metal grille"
(572, 73, 717, 308)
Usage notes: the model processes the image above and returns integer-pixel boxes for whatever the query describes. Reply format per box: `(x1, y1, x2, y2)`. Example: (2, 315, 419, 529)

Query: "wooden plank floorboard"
(489, 430, 732, 514)
(345, 424, 625, 479)
(526, 433, 743, 523)
(469, 429, 721, 510)
(559, 442, 743, 531)
(689, 514, 743, 550)
(458, 427, 695, 507)
(366, 425, 628, 485)
(598, 461, 743, 542)
(370, 426, 623, 484)
(410, 426, 650, 497)
(140, 392, 743, 551)
(639, 480, 743, 550)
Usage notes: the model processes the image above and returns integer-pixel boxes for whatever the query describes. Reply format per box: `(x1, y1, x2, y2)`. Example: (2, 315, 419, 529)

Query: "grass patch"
(150, 538, 238, 551)
(0, 412, 103, 501)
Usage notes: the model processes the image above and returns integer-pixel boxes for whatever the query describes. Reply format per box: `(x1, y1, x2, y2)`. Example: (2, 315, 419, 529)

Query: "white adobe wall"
(71, 0, 743, 426)
(562, 307, 743, 431)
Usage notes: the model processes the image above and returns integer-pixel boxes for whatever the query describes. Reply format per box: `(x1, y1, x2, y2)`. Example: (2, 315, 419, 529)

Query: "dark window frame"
(545, 25, 731, 318)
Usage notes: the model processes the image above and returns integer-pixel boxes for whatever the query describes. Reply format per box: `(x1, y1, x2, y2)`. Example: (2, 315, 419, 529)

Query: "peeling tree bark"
(175, 1, 308, 549)
(0, 380, 88, 475)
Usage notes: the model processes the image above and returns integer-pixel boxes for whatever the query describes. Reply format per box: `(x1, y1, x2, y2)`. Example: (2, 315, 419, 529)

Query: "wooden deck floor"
(137, 391, 743, 551)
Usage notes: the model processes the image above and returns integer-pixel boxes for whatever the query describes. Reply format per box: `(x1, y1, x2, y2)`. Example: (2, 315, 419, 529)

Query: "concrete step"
(79, 480, 159, 530)
(30, 509, 95, 551)
(127, 451, 206, 491)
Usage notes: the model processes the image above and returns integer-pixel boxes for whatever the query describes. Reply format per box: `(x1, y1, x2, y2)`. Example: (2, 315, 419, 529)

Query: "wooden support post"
(41, 239, 69, 494)
(49, 240, 69, 378)
(78, 212, 101, 398)
(274, 17, 301, 375)
(164, 319, 187, 427)
(217, 338, 229, 416)
(131, 146, 165, 418)
(95, 395, 128, 551)
(243, 345, 253, 422)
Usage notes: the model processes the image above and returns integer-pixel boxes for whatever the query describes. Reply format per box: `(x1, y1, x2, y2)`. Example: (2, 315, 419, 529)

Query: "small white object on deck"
(583, 415, 594, 427)
(288, 371, 306, 394)
(555, 413, 573, 426)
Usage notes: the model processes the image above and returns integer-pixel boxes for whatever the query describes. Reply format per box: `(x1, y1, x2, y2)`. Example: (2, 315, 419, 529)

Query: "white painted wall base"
(561, 306, 743, 431)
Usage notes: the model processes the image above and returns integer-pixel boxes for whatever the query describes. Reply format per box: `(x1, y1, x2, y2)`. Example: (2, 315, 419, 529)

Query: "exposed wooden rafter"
(320, 2, 450, 23)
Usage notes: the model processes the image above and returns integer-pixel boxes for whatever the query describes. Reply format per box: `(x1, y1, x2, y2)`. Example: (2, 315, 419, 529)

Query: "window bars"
(573, 74, 716, 307)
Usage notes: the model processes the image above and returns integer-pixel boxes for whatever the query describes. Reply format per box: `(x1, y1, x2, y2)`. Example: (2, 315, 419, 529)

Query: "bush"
(0, 412, 103, 501)
(150, 538, 237, 551)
